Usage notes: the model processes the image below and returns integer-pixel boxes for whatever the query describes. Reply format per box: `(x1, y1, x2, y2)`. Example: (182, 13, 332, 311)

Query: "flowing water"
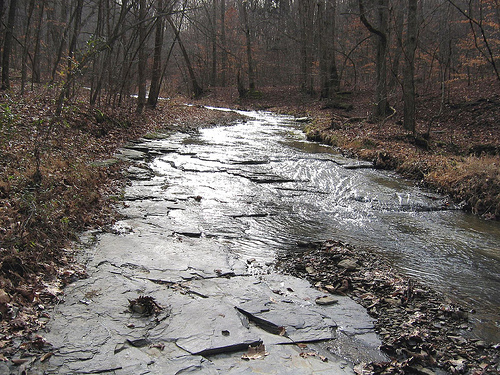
(150, 108, 500, 342)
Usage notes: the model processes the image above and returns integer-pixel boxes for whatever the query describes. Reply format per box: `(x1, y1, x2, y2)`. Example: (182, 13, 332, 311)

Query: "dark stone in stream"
(126, 165, 155, 180)
(343, 161, 374, 169)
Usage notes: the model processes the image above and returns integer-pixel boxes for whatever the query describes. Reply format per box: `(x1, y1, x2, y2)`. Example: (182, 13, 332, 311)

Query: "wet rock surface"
(19, 111, 500, 374)
(276, 240, 500, 374)
(24, 136, 386, 374)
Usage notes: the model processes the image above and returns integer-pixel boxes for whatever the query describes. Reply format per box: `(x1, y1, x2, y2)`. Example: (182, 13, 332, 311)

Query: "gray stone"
(28, 133, 387, 374)
(315, 296, 338, 306)
(337, 258, 359, 270)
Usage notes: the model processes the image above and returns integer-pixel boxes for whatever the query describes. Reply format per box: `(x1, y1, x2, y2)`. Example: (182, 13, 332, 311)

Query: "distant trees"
(0, 0, 497, 126)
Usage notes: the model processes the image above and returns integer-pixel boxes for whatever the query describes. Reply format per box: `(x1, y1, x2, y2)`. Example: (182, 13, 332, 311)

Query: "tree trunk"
(21, 0, 36, 94)
(388, 4, 404, 92)
(0, 0, 5, 69)
(1, 0, 18, 90)
(359, 0, 389, 118)
(319, 0, 339, 98)
(318, 0, 328, 98)
(32, 0, 45, 85)
(328, 0, 340, 95)
(220, 0, 227, 86)
(211, 0, 217, 87)
(136, 0, 147, 113)
(147, 0, 164, 108)
(403, 0, 418, 135)
(66, 0, 84, 98)
(167, 15, 203, 98)
(240, 0, 255, 92)
(298, 0, 314, 94)
(90, 0, 104, 106)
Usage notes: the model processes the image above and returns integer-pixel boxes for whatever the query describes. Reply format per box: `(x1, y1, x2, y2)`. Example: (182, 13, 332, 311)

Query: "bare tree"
(220, 0, 227, 86)
(359, 0, 389, 118)
(147, 0, 166, 107)
(1, 0, 18, 90)
(21, 0, 36, 94)
(403, 0, 418, 135)
(319, 0, 340, 98)
(240, 0, 255, 93)
(298, 0, 314, 94)
(167, 14, 203, 97)
(136, 0, 148, 113)
(447, 0, 500, 80)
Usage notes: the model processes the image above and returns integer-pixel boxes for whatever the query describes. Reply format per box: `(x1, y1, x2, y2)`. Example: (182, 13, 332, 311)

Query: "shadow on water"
(150, 109, 500, 342)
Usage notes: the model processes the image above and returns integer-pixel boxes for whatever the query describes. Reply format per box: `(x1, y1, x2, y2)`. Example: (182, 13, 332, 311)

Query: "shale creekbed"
(146, 108, 500, 339)
(27, 108, 499, 374)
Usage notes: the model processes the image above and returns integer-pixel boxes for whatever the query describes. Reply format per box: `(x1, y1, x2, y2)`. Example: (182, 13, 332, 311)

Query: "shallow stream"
(149, 108, 500, 342)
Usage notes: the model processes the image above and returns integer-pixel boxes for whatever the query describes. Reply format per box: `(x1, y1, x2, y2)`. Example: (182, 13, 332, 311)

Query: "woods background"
(0, 0, 498, 126)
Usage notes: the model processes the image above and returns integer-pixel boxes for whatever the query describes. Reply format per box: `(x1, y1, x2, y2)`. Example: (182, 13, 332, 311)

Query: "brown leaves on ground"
(277, 240, 500, 375)
(0, 86, 240, 359)
(241, 343, 269, 360)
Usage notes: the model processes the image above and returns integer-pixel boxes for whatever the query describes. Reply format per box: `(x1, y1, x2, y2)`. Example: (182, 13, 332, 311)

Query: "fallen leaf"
(0, 289, 11, 304)
(40, 352, 53, 362)
(149, 343, 165, 351)
(241, 343, 268, 360)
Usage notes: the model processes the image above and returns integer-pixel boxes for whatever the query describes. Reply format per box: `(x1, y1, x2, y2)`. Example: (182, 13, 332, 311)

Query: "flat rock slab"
(28, 138, 387, 374)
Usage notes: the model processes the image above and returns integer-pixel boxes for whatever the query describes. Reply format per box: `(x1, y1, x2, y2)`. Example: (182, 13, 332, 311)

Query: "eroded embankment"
(301, 108, 500, 220)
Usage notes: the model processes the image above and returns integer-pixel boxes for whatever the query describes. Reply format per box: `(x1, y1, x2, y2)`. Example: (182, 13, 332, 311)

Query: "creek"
(149, 108, 500, 342)
(27, 107, 500, 374)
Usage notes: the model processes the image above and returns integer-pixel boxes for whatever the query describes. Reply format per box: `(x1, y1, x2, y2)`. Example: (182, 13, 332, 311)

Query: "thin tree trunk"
(211, 0, 217, 86)
(240, 0, 255, 92)
(147, 0, 164, 108)
(1, 0, 18, 90)
(32, 0, 45, 85)
(167, 15, 203, 98)
(298, 0, 314, 94)
(388, 4, 404, 92)
(319, 0, 339, 98)
(220, 0, 227, 86)
(136, 0, 147, 113)
(0, 0, 5, 69)
(319, 0, 328, 98)
(220, 0, 227, 87)
(403, 0, 418, 135)
(328, 0, 340, 95)
(358, 0, 389, 118)
(90, 0, 104, 106)
(21, 0, 36, 94)
(66, 0, 84, 98)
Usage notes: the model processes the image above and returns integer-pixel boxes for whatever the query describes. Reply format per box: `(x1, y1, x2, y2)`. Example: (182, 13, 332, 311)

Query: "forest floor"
(0, 83, 499, 373)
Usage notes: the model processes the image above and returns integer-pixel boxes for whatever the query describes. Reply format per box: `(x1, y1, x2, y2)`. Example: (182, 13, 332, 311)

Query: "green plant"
(0, 103, 15, 128)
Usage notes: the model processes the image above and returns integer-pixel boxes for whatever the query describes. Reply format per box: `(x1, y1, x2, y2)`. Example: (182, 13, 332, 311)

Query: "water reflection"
(150, 109, 500, 341)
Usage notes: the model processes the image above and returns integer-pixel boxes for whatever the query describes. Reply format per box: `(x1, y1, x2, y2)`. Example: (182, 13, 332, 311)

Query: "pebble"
(315, 296, 338, 306)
